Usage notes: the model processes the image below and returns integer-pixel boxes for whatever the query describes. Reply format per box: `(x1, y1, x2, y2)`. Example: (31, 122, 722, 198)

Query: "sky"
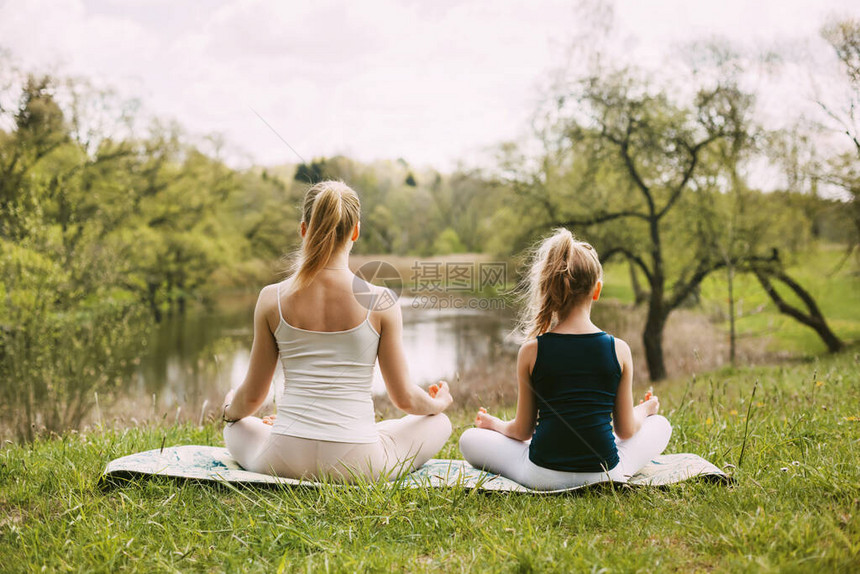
(0, 0, 857, 170)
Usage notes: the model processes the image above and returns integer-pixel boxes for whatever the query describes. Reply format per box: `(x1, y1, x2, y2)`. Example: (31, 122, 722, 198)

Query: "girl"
(222, 181, 453, 482)
(459, 228, 671, 490)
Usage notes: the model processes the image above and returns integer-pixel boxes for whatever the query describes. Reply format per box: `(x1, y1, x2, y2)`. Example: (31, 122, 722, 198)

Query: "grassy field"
(2, 352, 858, 572)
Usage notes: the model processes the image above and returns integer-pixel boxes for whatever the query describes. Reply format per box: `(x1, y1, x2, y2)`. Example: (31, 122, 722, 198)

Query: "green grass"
(602, 244, 860, 356)
(2, 352, 859, 572)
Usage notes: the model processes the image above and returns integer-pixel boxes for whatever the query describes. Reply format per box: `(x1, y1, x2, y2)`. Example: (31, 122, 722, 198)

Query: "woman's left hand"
(222, 389, 237, 422)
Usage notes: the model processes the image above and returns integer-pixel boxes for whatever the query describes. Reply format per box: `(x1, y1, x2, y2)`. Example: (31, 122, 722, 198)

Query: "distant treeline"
(0, 73, 854, 323)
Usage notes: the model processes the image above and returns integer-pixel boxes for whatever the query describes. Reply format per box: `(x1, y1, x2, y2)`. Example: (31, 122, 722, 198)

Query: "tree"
(0, 73, 143, 440)
(0, 75, 69, 239)
(293, 159, 328, 184)
(506, 69, 769, 380)
(432, 227, 467, 255)
(818, 17, 860, 258)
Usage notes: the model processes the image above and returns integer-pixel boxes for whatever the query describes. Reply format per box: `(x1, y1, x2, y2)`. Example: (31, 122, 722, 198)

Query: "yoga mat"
(100, 446, 730, 493)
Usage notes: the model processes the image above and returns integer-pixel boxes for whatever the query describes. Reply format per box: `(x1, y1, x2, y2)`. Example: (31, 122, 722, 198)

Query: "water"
(133, 294, 518, 418)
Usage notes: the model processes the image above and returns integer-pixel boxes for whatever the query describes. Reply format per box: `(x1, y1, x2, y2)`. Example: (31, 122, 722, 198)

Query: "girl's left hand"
(640, 396, 660, 416)
(475, 407, 501, 431)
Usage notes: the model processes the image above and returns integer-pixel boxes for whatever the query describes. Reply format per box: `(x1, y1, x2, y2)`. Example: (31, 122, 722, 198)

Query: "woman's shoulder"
(256, 280, 293, 322)
(259, 279, 290, 301)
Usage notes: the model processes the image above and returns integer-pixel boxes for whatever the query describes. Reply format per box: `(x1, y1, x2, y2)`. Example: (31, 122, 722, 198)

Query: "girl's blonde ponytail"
(291, 181, 361, 290)
(517, 228, 603, 339)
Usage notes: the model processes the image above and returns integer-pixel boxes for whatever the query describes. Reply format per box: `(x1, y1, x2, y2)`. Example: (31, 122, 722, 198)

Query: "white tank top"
(270, 282, 381, 443)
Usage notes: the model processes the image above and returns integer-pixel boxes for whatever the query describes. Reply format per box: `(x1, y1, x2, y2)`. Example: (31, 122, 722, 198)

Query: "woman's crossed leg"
(224, 413, 452, 482)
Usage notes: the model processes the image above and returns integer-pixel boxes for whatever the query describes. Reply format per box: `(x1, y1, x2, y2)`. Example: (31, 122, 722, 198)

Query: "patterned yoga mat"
(100, 446, 730, 493)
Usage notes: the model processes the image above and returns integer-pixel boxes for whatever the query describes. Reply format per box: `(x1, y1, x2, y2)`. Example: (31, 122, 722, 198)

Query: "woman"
(221, 181, 453, 482)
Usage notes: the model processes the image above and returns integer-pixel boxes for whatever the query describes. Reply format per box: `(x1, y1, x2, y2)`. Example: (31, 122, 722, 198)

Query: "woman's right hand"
(427, 380, 453, 413)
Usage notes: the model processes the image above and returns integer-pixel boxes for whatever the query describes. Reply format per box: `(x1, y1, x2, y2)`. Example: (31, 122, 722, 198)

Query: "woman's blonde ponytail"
(291, 181, 361, 290)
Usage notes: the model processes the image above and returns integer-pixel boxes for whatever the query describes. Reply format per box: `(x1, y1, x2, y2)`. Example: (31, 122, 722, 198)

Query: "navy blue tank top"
(528, 332, 621, 472)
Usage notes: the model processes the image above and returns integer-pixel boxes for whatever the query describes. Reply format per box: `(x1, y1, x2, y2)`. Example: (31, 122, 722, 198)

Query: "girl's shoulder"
(517, 338, 539, 374)
(611, 335, 630, 353)
(611, 336, 632, 367)
(519, 338, 538, 353)
(518, 338, 539, 361)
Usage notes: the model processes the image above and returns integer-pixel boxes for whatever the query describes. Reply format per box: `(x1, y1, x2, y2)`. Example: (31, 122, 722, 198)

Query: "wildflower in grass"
(729, 409, 738, 416)
(815, 381, 824, 387)
(706, 417, 713, 425)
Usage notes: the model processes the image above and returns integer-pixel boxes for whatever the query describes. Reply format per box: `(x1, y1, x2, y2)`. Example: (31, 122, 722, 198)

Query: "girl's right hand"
(642, 395, 660, 416)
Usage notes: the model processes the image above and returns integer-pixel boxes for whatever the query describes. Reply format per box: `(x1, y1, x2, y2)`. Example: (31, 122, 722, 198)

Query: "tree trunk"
(727, 263, 736, 366)
(628, 259, 648, 306)
(147, 281, 162, 323)
(643, 304, 668, 381)
(754, 269, 844, 353)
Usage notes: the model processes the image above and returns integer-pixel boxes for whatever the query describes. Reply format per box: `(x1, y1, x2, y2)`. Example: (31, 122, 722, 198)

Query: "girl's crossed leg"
(459, 415, 672, 490)
(614, 414, 672, 479)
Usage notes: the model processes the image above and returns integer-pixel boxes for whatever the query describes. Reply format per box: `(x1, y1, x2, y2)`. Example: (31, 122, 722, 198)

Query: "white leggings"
(459, 415, 672, 491)
(224, 414, 452, 483)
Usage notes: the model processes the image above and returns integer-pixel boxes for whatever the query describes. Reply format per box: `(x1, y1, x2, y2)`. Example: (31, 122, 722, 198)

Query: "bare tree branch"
(657, 134, 722, 219)
(753, 267, 844, 352)
(666, 252, 779, 313)
(817, 100, 860, 155)
(602, 246, 655, 286)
